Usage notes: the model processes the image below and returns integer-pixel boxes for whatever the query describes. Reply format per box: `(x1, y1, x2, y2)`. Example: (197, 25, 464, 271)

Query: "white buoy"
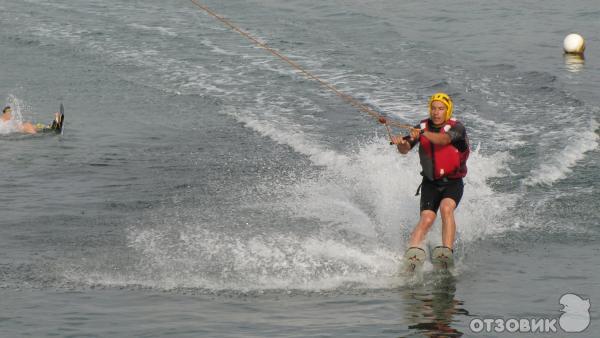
(563, 33, 585, 55)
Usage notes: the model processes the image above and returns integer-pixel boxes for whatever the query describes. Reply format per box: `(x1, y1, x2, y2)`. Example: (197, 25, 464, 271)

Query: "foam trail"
(454, 147, 517, 241)
(134, 145, 512, 291)
(64, 108, 518, 292)
(232, 109, 515, 242)
(524, 119, 599, 186)
(66, 227, 403, 291)
(127, 23, 178, 37)
(229, 110, 351, 170)
(284, 143, 516, 247)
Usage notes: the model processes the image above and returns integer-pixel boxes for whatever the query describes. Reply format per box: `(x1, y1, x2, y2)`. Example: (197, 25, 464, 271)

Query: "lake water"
(0, 0, 598, 336)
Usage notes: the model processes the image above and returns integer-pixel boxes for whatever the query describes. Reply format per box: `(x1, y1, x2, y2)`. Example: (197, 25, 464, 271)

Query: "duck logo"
(559, 293, 591, 333)
(469, 293, 591, 334)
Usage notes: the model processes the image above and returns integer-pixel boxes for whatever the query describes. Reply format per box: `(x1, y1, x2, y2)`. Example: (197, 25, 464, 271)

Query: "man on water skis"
(391, 93, 469, 271)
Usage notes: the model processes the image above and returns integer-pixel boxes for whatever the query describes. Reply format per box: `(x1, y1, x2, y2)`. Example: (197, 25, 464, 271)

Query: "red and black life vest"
(418, 118, 469, 181)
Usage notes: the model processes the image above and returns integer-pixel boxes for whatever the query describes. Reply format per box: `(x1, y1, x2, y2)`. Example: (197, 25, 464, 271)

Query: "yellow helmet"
(429, 92, 453, 121)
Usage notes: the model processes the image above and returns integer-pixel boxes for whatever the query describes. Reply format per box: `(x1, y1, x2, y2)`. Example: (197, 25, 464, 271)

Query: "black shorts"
(419, 178, 464, 213)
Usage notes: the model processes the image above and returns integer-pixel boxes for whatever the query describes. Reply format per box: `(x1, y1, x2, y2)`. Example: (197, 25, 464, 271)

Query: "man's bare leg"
(409, 210, 437, 248)
(439, 198, 457, 249)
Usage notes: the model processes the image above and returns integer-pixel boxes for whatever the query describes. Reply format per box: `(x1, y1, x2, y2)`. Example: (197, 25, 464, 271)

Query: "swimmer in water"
(1, 106, 63, 134)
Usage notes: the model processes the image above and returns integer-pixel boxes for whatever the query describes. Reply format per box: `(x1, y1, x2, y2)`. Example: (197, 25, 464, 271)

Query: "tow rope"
(190, 0, 414, 142)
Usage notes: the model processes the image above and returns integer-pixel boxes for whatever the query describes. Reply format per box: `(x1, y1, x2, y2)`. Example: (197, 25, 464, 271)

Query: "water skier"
(391, 93, 470, 269)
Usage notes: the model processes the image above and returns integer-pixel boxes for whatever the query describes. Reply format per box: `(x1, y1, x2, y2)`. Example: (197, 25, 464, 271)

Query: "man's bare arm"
(422, 131, 451, 145)
(391, 135, 413, 154)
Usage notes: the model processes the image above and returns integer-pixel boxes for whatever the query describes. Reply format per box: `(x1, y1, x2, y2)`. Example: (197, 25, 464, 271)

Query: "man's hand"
(392, 135, 412, 154)
(410, 128, 421, 140)
(391, 135, 407, 145)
